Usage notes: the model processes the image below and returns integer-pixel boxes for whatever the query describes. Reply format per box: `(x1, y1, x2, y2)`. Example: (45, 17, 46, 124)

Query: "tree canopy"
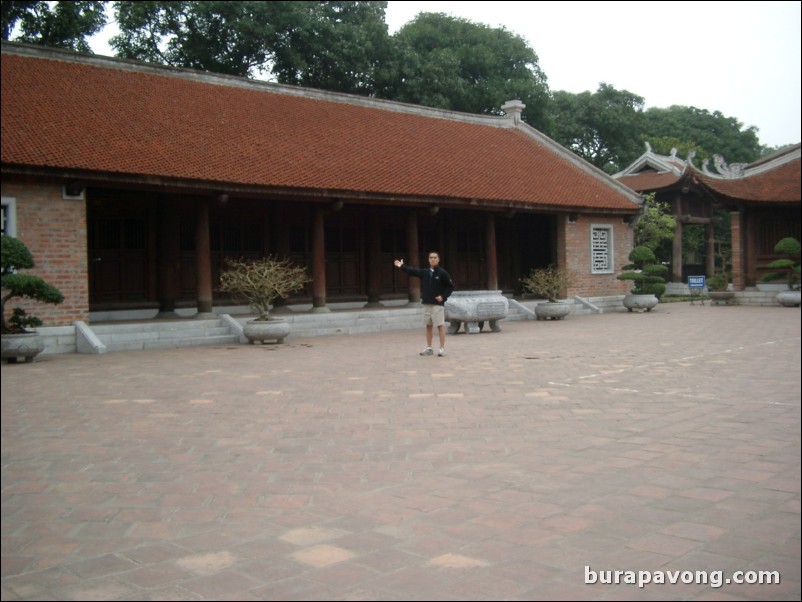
(643, 105, 762, 165)
(111, 1, 393, 94)
(634, 194, 677, 252)
(548, 83, 645, 173)
(1, 0, 106, 52)
(386, 12, 551, 128)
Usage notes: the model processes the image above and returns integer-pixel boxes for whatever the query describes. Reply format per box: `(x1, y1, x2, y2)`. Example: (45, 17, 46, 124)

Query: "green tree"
(270, 1, 394, 95)
(617, 245, 668, 298)
(759, 142, 797, 158)
(1, 0, 106, 52)
(634, 194, 676, 252)
(387, 12, 550, 128)
(548, 83, 645, 173)
(1, 234, 64, 333)
(682, 223, 705, 267)
(112, 1, 393, 94)
(644, 136, 712, 165)
(112, 1, 290, 78)
(642, 105, 761, 165)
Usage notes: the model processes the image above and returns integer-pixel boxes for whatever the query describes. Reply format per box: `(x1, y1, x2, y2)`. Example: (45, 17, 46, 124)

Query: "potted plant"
(520, 264, 576, 320)
(706, 240, 734, 305)
(762, 236, 801, 307)
(616, 245, 667, 312)
(217, 255, 310, 343)
(1, 235, 65, 363)
(706, 271, 734, 305)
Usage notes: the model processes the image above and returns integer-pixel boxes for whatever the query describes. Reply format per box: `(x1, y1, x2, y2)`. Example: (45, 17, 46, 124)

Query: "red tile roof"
(692, 156, 800, 204)
(615, 142, 800, 205)
(1, 44, 640, 212)
(616, 171, 683, 193)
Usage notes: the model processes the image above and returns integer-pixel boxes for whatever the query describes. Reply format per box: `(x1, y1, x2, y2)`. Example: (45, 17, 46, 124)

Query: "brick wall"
(2, 176, 89, 326)
(561, 214, 633, 297)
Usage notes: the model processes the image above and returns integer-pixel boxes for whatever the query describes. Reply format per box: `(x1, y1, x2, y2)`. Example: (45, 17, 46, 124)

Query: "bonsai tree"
(1, 235, 65, 334)
(706, 272, 729, 292)
(520, 265, 577, 302)
(217, 255, 310, 320)
(707, 239, 731, 292)
(617, 245, 668, 297)
(762, 236, 801, 290)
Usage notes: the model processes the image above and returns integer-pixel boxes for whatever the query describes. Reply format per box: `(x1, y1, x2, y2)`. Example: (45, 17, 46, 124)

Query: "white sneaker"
(420, 347, 433, 356)
(438, 348, 446, 357)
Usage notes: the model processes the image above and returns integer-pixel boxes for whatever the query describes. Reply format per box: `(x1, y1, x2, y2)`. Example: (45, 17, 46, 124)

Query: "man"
(394, 252, 454, 357)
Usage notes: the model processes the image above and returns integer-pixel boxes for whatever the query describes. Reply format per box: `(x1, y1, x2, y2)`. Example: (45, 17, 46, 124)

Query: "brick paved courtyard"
(2, 303, 800, 600)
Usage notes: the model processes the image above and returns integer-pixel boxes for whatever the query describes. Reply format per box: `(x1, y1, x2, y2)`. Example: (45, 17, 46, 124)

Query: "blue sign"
(688, 275, 706, 289)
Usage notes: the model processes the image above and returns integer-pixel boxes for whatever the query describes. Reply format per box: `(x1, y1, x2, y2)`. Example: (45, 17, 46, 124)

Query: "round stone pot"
(1, 332, 45, 363)
(243, 318, 290, 344)
(776, 290, 801, 307)
(622, 294, 659, 312)
(708, 291, 735, 305)
(534, 301, 572, 320)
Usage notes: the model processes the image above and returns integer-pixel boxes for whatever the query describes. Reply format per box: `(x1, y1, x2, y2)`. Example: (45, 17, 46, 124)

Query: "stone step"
(90, 318, 225, 334)
(90, 318, 239, 352)
(95, 325, 231, 343)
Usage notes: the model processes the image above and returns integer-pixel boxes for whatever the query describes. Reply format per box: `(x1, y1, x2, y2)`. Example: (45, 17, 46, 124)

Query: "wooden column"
(311, 206, 330, 312)
(157, 201, 180, 317)
(744, 208, 758, 287)
(271, 205, 292, 313)
(365, 208, 382, 307)
(705, 223, 716, 277)
(730, 210, 745, 290)
(672, 196, 683, 283)
(406, 209, 420, 304)
(485, 213, 498, 290)
(445, 214, 457, 281)
(194, 198, 214, 316)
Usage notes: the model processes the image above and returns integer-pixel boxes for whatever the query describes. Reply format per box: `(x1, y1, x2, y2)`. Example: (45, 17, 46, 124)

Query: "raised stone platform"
(445, 290, 509, 334)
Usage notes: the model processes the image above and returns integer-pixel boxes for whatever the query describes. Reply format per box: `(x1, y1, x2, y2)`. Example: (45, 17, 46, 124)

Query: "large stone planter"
(1, 332, 45, 363)
(776, 290, 801, 307)
(243, 318, 290, 344)
(756, 283, 788, 292)
(445, 290, 509, 334)
(622, 294, 659, 312)
(708, 291, 735, 305)
(534, 301, 572, 320)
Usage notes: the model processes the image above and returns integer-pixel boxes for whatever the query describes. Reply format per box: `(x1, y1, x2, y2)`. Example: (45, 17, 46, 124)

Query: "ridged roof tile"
(615, 142, 800, 204)
(693, 158, 800, 203)
(2, 46, 640, 212)
(616, 171, 683, 193)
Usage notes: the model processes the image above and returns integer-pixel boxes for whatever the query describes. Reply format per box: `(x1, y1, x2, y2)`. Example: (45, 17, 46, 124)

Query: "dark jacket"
(401, 265, 454, 305)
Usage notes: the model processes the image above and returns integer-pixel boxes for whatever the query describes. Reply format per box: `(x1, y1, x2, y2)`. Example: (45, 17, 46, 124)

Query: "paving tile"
(1, 304, 799, 600)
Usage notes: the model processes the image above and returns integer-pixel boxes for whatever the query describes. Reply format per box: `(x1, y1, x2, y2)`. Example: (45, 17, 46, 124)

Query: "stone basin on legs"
(445, 290, 509, 334)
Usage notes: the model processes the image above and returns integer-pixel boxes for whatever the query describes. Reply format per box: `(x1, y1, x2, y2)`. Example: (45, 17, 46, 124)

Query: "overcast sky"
(90, 0, 801, 150)
(383, 1, 801, 149)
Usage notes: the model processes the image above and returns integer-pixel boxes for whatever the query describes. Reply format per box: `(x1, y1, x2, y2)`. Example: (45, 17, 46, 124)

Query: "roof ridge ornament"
(713, 154, 746, 178)
(501, 100, 525, 125)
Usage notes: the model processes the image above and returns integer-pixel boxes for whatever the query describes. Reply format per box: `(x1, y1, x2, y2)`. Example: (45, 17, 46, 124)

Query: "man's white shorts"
(424, 304, 445, 328)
